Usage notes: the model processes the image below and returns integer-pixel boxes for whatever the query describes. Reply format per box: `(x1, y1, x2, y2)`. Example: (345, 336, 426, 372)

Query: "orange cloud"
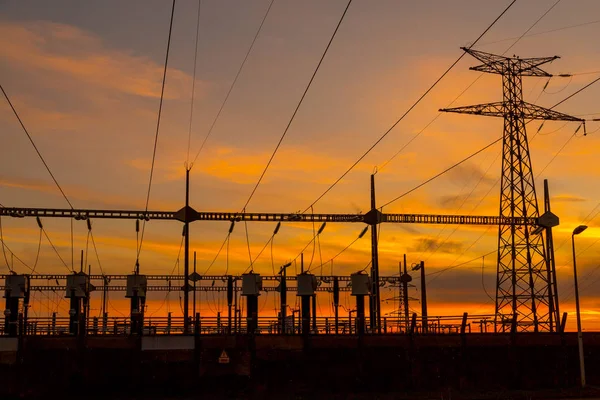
(0, 20, 202, 100)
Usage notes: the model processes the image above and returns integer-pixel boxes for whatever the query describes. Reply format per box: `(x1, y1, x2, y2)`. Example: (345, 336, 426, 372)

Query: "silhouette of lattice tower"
(441, 48, 583, 332)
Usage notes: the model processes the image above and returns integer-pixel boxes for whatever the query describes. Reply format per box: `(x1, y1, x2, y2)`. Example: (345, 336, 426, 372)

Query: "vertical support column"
(227, 276, 233, 334)
(193, 251, 197, 329)
(543, 179, 560, 332)
(301, 296, 311, 336)
(356, 295, 365, 336)
(126, 274, 147, 335)
(183, 168, 190, 334)
(298, 272, 317, 336)
(242, 273, 262, 335)
(312, 294, 317, 333)
(369, 174, 381, 333)
(351, 272, 371, 338)
(280, 264, 288, 334)
(66, 272, 89, 336)
(419, 261, 428, 333)
(333, 277, 339, 334)
(402, 255, 410, 330)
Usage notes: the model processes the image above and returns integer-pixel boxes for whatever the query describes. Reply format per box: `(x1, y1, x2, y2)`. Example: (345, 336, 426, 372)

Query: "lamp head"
(573, 225, 588, 236)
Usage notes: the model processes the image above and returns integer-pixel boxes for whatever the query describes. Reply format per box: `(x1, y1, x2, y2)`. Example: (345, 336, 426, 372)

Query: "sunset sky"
(1, 0, 599, 330)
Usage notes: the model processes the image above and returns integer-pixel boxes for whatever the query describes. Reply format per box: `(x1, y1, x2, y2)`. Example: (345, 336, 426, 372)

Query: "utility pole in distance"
(412, 261, 427, 333)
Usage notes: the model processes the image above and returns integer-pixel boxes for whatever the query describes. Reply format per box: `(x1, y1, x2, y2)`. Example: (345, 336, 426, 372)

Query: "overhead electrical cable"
(302, 0, 517, 213)
(0, 85, 74, 210)
(41, 226, 72, 273)
(311, 226, 368, 272)
(202, 231, 232, 275)
(137, 0, 176, 262)
(380, 0, 561, 175)
(150, 236, 184, 317)
(241, 0, 354, 212)
(475, 18, 600, 47)
(381, 139, 501, 208)
(1, 84, 77, 270)
(381, 74, 600, 209)
(190, 0, 276, 167)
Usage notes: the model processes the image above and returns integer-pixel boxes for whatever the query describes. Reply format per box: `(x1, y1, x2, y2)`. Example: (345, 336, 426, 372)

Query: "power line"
(0, 215, 16, 272)
(1, 85, 74, 210)
(381, 138, 501, 208)
(310, 226, 368, 273)
(202, 232, 232, 275)
(302, 0, 517, 213)
(553, 75, 600, 109)
(381, 73, 600, 210)
(89, 228, 106, 276)
(426, 250, 497, 279)
(190, 0, 276, 168)
(475, 18, 600, 47)
(42, 227, 72, 273)
(1, 83, 77, 271)
(380, 0, 562, 175)
(242, 0, 354, 212)
(137, 0, 177, 263)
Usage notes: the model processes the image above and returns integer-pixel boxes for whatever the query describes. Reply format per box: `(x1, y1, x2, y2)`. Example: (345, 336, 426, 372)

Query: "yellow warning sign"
(218, 350, 230, 364)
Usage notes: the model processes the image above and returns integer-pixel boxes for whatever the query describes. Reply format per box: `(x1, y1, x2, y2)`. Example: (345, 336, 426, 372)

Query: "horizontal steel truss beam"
(2, 274, 399, 284)
(28, 285, 352, 292)
(0, 207, 539, 226)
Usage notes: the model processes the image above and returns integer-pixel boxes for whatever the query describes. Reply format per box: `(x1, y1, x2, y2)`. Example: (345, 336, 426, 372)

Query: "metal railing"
(0, 313, 508, 336)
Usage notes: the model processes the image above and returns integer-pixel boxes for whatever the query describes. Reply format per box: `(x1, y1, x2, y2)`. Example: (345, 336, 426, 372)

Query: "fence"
(0, 312, 508, 336)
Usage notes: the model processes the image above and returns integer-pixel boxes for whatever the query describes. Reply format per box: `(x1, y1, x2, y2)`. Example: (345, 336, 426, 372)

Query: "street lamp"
(572, 224, 587, 388)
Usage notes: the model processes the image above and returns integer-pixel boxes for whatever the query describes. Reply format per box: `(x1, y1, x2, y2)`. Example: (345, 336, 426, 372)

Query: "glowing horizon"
(1, 1, 599, 331)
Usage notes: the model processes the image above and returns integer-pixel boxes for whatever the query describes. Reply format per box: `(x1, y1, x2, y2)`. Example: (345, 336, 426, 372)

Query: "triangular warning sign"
(218, 350, 230, 364)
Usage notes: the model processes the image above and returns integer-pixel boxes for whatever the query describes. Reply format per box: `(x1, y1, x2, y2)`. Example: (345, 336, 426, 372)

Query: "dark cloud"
(409, 237, 464, 254)
(445, 163, 496, 187)
(552, 194, 587, 203)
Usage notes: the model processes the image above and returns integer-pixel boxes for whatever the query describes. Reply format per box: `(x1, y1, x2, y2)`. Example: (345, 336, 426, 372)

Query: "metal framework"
(441, 48, 584, 332)
(0, 207, 539, 226)
(0, 199, 543, 333)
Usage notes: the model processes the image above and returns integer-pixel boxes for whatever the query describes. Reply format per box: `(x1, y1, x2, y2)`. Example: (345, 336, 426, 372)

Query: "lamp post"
(572, 224, 587, 388)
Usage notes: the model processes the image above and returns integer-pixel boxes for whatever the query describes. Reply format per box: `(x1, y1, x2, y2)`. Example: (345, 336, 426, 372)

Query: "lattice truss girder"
(440, 48, 583, 332)
(460, 47, 559, 77)
(440, 101, 584, 122)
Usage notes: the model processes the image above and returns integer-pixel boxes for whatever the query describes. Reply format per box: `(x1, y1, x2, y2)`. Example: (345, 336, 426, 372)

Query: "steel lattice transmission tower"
(441, 48, 584, 332)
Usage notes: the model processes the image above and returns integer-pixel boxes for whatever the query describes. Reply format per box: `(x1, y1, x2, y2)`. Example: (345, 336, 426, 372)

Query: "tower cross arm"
(440, 101, 584, 122)
(520, 102, 584, 122)
(461, 48, 559, 77)
(440, 102, 505, 117)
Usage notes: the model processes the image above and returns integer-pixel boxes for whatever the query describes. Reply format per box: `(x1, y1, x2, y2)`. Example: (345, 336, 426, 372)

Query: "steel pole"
(183, 169, 190, 334)
(572, 234, 586, 388)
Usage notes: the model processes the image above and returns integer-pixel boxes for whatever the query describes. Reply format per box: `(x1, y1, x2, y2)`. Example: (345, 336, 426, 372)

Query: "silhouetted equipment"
(126, 274, 147, 335)
(440, 48, 583, 332)
(0, 168, 551, 335)
(298, 272, 317, 335)
(3, 274, 27, 337)
(65, 272, 91, 336)
(227, 276, 234, 334)
(278, 262, 291, 334)
(242, 272, 262, 335)
(351, 272, 371, 336)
